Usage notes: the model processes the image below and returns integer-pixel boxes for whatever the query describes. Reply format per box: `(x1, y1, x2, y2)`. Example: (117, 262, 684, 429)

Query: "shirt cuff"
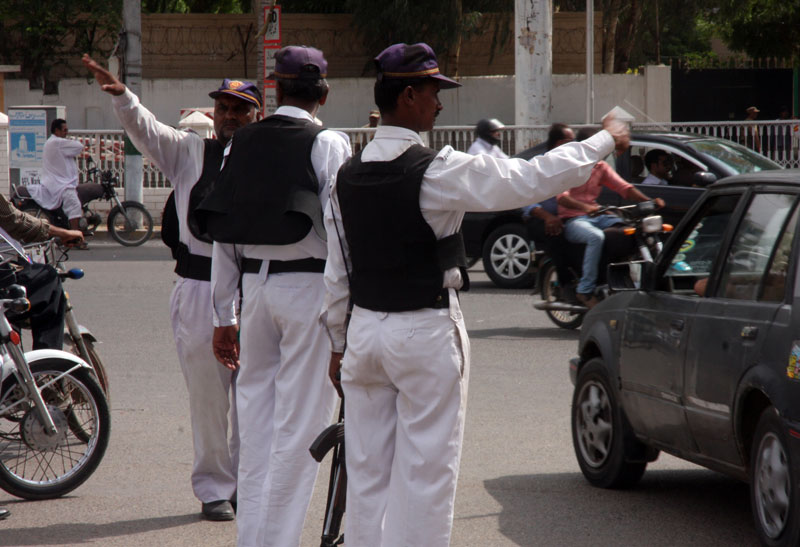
(587, 130, 615, 158)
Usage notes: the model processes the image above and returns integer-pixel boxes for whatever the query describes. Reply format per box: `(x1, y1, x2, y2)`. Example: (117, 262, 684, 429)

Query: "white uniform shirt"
(641, 173, 669, 185)
(466, 137, 509, 159)
(111, 88, 211, 258)
(321, 125, 615, 351)
(29, 135, 84, 210)
(211, 106, 352, 326)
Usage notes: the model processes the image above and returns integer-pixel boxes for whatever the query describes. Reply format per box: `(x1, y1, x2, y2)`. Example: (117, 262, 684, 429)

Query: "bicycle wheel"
(107, 202, 154, 247)
(0, 359, 110, 500)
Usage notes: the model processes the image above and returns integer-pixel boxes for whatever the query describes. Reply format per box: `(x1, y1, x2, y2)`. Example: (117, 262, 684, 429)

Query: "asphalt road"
(0, 241, 760, 546)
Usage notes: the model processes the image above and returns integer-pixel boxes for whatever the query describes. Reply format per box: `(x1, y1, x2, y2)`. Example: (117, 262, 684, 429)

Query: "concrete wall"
(4, 66, 670, 129)
(0, 113, 8, 197)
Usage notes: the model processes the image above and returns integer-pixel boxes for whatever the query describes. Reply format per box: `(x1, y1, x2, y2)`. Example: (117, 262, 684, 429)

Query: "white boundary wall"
(3, 66, 670, 130)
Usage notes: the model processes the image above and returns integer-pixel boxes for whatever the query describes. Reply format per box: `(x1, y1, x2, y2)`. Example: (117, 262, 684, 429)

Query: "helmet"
(476, 118, 505, 146)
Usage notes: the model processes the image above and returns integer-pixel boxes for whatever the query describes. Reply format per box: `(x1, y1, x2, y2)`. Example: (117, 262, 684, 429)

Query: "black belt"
(174, 245, 212, 282)
(241, 257, 326, 275)
(431, 289, 450, 309)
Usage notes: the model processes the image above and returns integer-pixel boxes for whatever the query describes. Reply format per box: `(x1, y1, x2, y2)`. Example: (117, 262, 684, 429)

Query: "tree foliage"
(0, 0, 122, 92)
(142, 0, 254, 13)
(710, 0, 800, 62)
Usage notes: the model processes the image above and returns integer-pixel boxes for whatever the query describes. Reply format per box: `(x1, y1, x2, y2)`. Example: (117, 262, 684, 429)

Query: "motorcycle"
(533, 201, 672, 329)
(12, 158, 154, 247)
(0, 261, 110, 500)
(14, 239, 111, 398)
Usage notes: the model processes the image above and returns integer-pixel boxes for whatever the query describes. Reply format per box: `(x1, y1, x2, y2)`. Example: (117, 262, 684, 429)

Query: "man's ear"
(318, 87, 329, 106)
(401, 85, 416, 106)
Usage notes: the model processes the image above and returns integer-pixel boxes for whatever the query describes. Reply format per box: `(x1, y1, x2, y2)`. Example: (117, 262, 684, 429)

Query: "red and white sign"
(264, 45, 280, 84)
(262, 5, 281, 44)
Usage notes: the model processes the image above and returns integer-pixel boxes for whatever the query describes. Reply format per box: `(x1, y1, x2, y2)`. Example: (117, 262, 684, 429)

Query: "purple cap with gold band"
(209, 79, 262, 109)
(268, 45, 328, 80)
(374, 43, 461, 89)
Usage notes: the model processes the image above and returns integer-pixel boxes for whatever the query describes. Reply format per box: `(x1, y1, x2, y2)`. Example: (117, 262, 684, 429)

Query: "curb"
(89, 226, 162, 243)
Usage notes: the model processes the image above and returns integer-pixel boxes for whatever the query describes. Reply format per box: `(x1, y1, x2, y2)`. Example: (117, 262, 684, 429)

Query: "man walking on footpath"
(197, 46, 350, 547)
(322, 42, 630, 547)
(82, 54, 258, 522)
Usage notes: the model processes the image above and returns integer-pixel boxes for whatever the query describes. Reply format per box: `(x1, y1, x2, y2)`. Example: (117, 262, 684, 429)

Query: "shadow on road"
(481, 470, 758, 546)
(468, 326, 580, 341)
(0, 513, 201, 546)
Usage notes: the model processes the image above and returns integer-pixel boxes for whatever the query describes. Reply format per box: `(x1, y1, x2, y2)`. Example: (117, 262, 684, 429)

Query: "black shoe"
(201, 500, 235, 521)
(0, 507, 9, 520)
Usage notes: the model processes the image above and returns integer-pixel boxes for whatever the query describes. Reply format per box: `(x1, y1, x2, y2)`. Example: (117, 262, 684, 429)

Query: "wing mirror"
(608, 260, 655, 292)
(692, 171, 717, 187)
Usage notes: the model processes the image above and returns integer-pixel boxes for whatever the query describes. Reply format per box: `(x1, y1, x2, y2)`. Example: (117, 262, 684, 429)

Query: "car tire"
(481, 224, 536, 288)
(571, 358, 647, 489)
(750, 407, 800, 547)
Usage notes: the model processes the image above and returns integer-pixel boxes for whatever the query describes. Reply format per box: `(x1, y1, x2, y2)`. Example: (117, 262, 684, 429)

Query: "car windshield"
(687, 138, 782, 174)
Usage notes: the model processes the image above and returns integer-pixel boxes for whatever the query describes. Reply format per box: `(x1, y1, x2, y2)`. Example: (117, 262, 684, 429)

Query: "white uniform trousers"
(235, 271, 337, 547)
(341, 295, 471, 547)
(170, 277, 239, 503)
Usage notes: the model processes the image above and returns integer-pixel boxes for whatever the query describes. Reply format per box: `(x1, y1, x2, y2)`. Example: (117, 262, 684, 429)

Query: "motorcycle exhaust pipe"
(533, 301, 587, 313)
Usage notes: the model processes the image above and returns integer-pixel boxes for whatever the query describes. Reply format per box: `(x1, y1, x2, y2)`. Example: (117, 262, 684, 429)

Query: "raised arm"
(82, 54, 202, 183)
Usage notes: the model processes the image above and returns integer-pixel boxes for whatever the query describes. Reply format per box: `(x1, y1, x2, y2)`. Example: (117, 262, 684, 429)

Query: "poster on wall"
(8, 109, 47, 172)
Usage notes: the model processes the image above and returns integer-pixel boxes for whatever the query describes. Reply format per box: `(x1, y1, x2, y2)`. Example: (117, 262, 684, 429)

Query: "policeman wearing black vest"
(82, 55, 261, 522)
(197, 46, 351, 547)
(321, 42, 631, 546)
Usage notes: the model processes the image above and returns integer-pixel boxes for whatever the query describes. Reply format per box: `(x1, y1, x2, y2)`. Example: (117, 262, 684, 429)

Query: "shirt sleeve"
(210, 242, 240, 327)
(111, 88, 203, 184)
(421, 130, 615, 212)
(0, 194, 50, 242)
(61, 139, 85, 158)
(597, 160, 633, 194)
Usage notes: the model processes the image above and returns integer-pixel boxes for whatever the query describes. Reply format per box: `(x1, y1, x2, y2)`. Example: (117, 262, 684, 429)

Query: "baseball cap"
(209, 79, 262, 110)
(374, 43, 461, 89)
(268, 45, 328, 80)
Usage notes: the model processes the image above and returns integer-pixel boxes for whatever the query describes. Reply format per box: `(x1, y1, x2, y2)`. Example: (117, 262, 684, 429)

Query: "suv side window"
(663, 194, 741, 294)
(717, 193, 798, 301)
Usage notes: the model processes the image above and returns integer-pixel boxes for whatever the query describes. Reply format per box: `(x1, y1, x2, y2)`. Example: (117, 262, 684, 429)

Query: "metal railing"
(69, 119, 800, 189)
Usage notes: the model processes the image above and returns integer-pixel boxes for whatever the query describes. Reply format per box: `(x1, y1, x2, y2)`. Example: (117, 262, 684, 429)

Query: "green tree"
(0, 0, 122, 92)
(710, 0, 800, 62)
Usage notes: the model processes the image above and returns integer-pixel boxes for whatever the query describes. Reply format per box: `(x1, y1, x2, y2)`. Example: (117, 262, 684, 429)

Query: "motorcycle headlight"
(641, 215, 663, 233)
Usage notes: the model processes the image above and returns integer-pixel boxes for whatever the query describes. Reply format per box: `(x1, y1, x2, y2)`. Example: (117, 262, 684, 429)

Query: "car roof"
(713, 168, 800, 187)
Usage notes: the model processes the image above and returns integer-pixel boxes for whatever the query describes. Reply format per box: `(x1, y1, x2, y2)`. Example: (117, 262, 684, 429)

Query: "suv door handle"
(741, 326, 759, 339)
(670, 319, 685, 330)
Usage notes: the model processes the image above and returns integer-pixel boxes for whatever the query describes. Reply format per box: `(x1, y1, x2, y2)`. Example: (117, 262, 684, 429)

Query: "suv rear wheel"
(481, 224, 536, 288)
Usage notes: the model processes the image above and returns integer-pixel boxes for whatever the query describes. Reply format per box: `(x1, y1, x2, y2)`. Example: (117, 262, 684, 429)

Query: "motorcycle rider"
(467, 118, 508, 158)
(558, 128, 664, 309)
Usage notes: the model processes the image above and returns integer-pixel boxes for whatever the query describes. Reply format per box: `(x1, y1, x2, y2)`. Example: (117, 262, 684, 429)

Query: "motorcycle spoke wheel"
(0, 362, 109, 500)
(108, 203, 154, 247)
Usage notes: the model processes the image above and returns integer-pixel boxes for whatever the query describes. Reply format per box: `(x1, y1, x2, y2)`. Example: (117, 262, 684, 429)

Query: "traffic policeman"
(82, 55, 260, 522)
(199, 46, 351, 547)
(322, 42, 630, 546)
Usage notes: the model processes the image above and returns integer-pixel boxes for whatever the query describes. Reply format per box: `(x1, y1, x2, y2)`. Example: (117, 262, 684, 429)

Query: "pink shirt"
(558, 160, 632, 219)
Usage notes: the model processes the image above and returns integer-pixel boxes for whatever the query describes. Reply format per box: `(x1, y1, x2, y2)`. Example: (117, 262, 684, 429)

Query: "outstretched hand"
(601, 113, 630, 154)
(81, 54, 126, 96)
(213, 325, 240, 370)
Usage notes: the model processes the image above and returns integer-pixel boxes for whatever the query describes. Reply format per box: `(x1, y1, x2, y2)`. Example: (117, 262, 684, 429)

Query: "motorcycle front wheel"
(0, 359, 110, 500)
(107, 202, 154, 247)
(540, 262, 584, 329)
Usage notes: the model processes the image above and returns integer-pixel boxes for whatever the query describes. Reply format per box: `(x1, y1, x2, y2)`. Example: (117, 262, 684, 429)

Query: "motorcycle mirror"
(608, 260, 655, 292)
(67, 268, 85, 280)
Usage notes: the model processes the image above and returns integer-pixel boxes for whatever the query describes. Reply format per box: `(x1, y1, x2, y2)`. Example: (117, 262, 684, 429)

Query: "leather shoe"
(201, 500, 235, 521)
(576, 292, 599, 309)
(0, 507, 9, 520)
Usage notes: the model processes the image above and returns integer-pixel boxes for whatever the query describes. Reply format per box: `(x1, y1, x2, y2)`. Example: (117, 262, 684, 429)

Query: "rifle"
(309, 403, 346, 547)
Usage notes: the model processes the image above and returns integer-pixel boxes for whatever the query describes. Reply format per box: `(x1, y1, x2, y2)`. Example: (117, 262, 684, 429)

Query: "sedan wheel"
(750, 408, 799, 546)
(481, 224, 536, 288)
(571, 359, 647, 489)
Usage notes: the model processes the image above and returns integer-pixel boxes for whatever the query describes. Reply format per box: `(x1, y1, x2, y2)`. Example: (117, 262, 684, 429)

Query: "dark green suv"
(569, 170, 800, 546)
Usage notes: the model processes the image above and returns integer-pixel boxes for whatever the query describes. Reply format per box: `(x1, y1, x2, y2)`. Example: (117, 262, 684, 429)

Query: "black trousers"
(11, 263, 65, 350)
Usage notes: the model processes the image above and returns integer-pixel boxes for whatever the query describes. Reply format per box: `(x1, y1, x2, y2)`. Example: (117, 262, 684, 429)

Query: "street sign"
(263, 5, 281, 44)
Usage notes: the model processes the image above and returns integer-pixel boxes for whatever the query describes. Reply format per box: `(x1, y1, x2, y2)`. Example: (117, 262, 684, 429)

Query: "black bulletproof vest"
(337, 144, 467, 312)
(186, 138, 224, 243)
(195, 115, 326, 245)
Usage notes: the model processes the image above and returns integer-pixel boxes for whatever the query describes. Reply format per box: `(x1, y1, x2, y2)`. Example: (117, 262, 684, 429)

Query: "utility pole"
(122, 0, 143, 205)
(514, 0, 552, 146)
(586, 0, 594, 123)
